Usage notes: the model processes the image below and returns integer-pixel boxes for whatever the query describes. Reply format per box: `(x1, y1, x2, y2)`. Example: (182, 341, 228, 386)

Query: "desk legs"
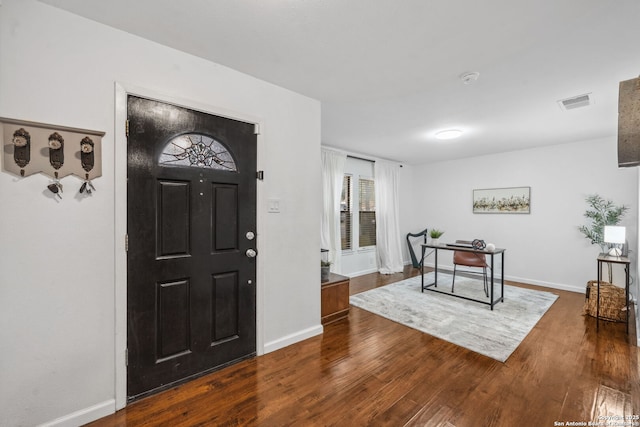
(421, 247, 504, 309)
(501, 252, 505, 305)
(420, 245, 425, 292)
(490, 253, 494, 310)
(421, 247, 439, 292)
(488, 252, 505, 311)
(434, 248, 438, 288)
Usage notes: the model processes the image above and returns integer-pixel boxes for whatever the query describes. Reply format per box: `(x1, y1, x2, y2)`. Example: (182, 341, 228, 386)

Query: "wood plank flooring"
(87, 266, 639, 426)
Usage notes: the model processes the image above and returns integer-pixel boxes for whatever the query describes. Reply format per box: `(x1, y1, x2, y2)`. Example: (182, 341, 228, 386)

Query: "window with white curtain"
(340, 165, 376, 250)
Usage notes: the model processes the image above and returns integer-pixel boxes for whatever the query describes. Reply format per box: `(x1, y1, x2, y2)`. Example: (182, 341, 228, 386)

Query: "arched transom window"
(159, 133, 237, 171)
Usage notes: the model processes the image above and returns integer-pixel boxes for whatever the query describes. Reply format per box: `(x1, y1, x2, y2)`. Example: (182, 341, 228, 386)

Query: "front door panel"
(126, 96, 257, 400)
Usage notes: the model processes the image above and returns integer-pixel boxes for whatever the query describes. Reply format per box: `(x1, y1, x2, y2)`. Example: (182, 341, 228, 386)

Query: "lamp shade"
(604, 226, 626, 244)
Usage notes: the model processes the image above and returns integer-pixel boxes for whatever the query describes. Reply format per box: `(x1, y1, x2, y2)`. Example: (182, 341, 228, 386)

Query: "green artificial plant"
(429, 229, 444, 239)
(578, 194, 628, 282)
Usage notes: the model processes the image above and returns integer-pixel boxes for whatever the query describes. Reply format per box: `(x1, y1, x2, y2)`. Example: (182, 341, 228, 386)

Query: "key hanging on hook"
(47, 183, 62, 199)
(79, 173, 96, 195)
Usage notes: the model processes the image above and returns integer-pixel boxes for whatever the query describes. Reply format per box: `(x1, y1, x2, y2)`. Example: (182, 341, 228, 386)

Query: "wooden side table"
(321, 273, 350, 325)
(596, 253, 631, 332)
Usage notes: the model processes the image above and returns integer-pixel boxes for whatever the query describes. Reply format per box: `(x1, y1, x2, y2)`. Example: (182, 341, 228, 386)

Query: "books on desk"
(445, 242, 474, 248)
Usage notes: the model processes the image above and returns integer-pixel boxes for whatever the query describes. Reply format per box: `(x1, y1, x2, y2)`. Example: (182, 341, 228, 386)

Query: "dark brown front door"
(126, 95, 257, 400)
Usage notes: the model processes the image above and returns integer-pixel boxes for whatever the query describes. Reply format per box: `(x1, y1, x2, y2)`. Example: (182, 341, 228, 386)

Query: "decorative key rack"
(1, 117, 104, 197)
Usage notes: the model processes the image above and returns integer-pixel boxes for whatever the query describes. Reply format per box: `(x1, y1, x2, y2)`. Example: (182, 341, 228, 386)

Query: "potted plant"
(578, 194, 628, 282)
(429, 229, 444, 246)
(321, 260, 331, 282)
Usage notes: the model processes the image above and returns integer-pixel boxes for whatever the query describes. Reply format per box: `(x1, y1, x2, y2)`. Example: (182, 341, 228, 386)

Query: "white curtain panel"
(374, 160, 404, 274)
(320, 148, 346, 273)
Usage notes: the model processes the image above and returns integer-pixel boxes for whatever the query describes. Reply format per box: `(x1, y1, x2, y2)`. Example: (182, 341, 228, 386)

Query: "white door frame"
(114, 82, 266, 409)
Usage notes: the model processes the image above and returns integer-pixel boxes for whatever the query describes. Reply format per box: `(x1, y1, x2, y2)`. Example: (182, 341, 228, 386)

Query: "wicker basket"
(583, 280, 626, 322)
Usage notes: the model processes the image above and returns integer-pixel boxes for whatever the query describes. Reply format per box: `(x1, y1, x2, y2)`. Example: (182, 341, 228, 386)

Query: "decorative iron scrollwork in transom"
(159, 133, 237, 171)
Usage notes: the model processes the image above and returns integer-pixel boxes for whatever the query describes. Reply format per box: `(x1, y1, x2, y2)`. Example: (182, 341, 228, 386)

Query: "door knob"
(246, 248, 257, 258)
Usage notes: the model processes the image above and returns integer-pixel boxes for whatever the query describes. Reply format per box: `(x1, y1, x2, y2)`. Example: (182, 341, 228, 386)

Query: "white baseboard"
(264, 324, 323, 354)
(505, 274, 584, 294)
(343, 267, 379, 278)
(422, 262, 584, 294)
(39, 399, 115, 427)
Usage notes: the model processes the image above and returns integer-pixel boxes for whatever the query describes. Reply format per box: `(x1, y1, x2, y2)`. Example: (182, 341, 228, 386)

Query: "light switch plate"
(268, 198, 281, 213)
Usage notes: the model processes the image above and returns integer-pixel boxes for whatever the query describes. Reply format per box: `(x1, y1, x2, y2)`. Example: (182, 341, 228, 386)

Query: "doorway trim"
(114, 82, 266, 410)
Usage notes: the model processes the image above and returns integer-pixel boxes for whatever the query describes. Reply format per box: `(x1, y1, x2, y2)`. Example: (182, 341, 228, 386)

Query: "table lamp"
(604, 225, 626, 256)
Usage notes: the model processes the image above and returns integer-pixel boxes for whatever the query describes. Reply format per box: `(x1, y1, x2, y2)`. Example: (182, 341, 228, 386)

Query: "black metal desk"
(421, 243, 505, 310)
(596, 253, 631, 332)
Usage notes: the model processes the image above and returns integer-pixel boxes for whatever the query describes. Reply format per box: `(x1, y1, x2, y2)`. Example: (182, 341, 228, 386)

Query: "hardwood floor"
(88, 266, 639, 426)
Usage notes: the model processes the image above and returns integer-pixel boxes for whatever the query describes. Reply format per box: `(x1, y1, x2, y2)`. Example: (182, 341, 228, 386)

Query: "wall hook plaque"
(1, 117, 104, 180)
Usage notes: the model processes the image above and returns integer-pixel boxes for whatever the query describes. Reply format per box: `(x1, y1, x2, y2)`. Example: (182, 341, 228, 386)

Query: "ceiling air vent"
(558, 93, 592, 111)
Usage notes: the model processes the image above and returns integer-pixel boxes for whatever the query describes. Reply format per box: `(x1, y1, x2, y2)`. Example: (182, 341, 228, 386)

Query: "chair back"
(453, 240, 486, 267)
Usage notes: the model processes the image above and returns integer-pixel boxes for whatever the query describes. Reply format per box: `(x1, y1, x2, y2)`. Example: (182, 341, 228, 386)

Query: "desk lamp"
(604, 226, 626, 256)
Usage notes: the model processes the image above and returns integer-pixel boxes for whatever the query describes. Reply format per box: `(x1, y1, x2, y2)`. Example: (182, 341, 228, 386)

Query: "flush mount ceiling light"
(435, 129, 463, 140)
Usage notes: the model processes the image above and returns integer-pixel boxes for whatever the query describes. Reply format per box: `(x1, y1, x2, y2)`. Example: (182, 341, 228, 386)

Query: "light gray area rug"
(349, 272, 558, 362)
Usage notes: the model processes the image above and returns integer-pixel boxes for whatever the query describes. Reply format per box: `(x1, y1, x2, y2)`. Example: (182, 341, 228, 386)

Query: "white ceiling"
(40, 0, 640, 164)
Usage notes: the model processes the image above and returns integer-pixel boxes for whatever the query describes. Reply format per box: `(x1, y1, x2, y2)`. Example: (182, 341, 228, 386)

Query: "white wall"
(0, 1, 321, 426)
(409, 137, 638, 292)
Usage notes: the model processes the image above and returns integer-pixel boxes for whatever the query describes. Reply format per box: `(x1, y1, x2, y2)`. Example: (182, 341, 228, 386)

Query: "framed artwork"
(473, 187, 531, 214)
